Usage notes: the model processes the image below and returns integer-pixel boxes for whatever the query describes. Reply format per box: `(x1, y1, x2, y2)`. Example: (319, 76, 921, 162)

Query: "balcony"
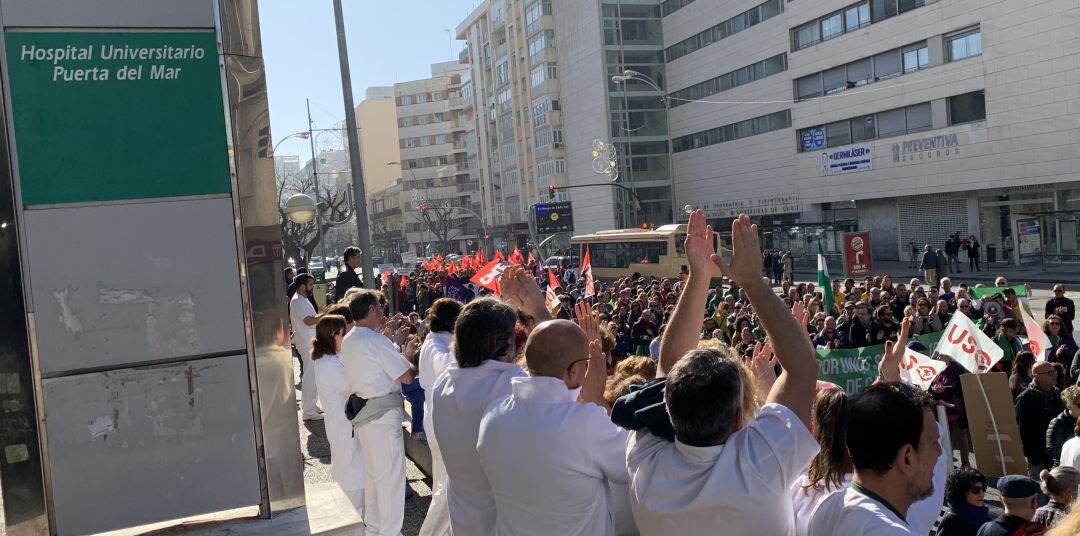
(373, 229, 403, 241)
(372, 206, 402, 220)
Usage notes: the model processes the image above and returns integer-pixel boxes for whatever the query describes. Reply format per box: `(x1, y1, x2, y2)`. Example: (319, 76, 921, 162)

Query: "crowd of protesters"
(286, 212, 1080, 536)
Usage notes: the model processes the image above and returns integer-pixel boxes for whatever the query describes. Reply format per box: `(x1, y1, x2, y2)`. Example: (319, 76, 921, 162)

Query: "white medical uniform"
(431, 359, 526, 536)
(805, 423, 949, 536)
(1061, 436, 1080, 470)
(477, 376, 630, 536)
(311, 353, 365, 514)
(290, 292, 320, 417)
(417, 331, 455, 536)
(626, 403, 818, 536)
(341, 326, 411, 536)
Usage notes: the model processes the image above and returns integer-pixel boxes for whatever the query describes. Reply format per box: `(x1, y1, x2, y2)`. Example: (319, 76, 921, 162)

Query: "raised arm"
(713, 214, 817, 428)
(500, 264, 553, 323)
(657, 210, 716, 377)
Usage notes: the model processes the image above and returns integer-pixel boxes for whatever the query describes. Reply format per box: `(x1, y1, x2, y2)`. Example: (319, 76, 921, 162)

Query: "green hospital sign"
(5, 30, 231, 205)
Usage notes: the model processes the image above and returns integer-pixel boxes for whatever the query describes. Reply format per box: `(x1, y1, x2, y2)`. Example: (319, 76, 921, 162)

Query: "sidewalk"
(791, 258, 1073, 285)
(98, 482, 366, 536)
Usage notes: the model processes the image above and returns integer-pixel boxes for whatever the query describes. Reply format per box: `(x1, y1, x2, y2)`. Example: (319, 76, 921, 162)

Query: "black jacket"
(938, 508, 981, 536)
(847, 320, 872, 348)
(1046, 410, 1076, 467)
(920, 250, 936, 269)
(1014, 385, 1065, 466)
(334, 268, 363, 303)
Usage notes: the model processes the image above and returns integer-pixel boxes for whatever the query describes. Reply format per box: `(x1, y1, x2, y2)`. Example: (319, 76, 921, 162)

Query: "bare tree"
(277, 169, 353, 266)
(417, 198, 467, 254)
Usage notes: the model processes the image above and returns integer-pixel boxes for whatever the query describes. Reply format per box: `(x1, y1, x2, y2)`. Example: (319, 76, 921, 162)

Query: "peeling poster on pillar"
(4, 30, 231, 205)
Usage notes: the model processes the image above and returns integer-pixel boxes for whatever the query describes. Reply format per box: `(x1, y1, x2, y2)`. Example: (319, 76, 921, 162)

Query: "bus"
(570, 225, 689, 280)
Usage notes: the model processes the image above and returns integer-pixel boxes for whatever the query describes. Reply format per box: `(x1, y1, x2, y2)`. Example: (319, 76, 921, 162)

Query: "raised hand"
(748, 342, 778, 402)
(791, 301, 809, 327)
(575, 301, 600, 343)
(501, 265, 550, 321)
(712, 213, 762, 287)
(684, 209, 717, 278)
(878, 316, 910, 383)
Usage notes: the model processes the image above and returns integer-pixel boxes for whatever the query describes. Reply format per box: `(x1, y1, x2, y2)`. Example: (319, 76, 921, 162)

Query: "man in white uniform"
(807, 382, 942, 535)
(478, 312, 627, 535)
(289, 273, 322, 420)
(625, 211, 820, 536)
(430, 297, 525, 536)
(342, 290, 415, 536)
(417, 298, 463, 536)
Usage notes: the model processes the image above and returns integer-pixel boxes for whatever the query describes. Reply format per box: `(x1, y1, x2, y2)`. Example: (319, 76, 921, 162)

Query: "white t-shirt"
(477, 376, 629, 536)
(340, 326, 411, 399)
(431, 359, 526, 536)
(792, 426, 946, 536)
(289, 293, 317, 349)
(626, 403, 819, 536)
(1061, 436, 1080, 470)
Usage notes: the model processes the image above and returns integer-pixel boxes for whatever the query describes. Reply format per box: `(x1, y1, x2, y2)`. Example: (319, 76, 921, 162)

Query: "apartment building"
(457, 0, 570, 248)
(662, 0, 1080, 262)
(394, 61, 483, 256)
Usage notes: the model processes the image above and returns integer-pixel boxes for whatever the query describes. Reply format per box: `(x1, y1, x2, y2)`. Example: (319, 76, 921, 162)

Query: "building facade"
(458, 0, 570, 248)
(662, 0, 1080, 262)
(356, 86, 402, 196)
(394, 61, 483, 256)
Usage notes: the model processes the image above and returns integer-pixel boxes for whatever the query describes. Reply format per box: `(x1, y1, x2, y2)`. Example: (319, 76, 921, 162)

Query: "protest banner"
(970, 284, 1029, 299)
(815, 330, 949, 393)
(1018, 303, 1051, 361)
(377, 263, 395, 276)
(934, 312, 1004, 373)
(898, 347, 946, 390)
(960, 373, 1028, 478)
(470, 259, 505, 295)
(443, 278, 469, 302)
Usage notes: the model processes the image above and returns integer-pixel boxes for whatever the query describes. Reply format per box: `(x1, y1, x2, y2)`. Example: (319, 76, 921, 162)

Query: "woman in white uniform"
(311, 309, 366, 515)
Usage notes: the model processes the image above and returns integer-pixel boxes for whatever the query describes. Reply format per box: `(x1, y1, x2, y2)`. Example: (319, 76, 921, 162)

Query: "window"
(796, 74, 823, 100)
(527, 30, 555, 64)
(420, 136, 431, 147)
(431, 91, 445, 101)
(402, 117, 413, 127)
(405, 138, 416, 148)
(400, 94, 412, 105)
(673, 110, 791, 153)
(847, 57, 873, 86)
(850, 115, 876, 141)
(902, 43, 929, 72)
(948, 28, 981, 61)
(495, 60, 510, 85)
(434, 112, 444, 122)
(436, 134, 447, 144)
(873, 49, 903, 80)
(417, 93, 428, 104)
(876, 108, 907, 138)
(666, 0, 783, 61)
(661, 0, 695, 16)
(826, 120, 851, 147)
(905, 103, 932, 132)
(822, 66, 849, 94)
(949, 91, 985, 124)
(821, 12, 844, 41)
(898, 0, 925, 14)
(870, 0, 897, 22)
(794, 23, 820, 50)
(419, 116, 429, 125)
(845, 3, 870, 30)
(670, 54, 787, 107)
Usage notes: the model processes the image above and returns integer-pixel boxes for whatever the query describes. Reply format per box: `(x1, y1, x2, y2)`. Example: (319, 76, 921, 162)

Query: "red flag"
(509, 247, 525, 265)
(399, 275, 409, 290)
(493, 250, 505, 262)
(527, 251, 537, 265)
(547, 267, 561, 290)
(477, 249, 487, 264)
(581, 247, 595, 297)
(470, 259, 505, 295)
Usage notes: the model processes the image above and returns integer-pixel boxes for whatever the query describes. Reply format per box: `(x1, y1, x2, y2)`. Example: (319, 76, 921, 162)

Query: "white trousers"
(417, 431, 451, 536)
(298, 345, 320, 416)
(357, 410, 405, 536)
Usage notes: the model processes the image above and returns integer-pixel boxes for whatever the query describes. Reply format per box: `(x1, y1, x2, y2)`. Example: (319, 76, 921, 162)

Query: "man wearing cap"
(976, 475, 1045, 536)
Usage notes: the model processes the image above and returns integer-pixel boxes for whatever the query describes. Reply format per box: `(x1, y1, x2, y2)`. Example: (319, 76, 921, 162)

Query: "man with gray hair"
(623, 212, 820, 535)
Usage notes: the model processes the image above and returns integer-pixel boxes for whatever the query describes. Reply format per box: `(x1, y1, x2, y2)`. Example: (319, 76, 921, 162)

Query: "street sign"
(842, 231, 873, 276)
(533, 201, 574, 234)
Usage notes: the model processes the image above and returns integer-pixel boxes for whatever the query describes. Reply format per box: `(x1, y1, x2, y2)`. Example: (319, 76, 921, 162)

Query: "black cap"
(998, 475, 1040, 499)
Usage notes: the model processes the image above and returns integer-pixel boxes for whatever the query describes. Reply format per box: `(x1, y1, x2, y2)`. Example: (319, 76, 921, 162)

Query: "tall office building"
(661, 0, 1080, 262)
(394, 61, 482, 256)
(458, 0, 570, 248)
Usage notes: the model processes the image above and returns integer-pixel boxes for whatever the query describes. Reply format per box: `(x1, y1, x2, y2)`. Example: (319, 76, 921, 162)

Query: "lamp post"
(272, 131, 311, 155)
(611, 69, 678, 224)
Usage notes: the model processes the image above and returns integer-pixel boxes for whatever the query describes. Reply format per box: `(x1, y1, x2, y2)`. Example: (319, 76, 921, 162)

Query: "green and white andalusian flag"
(817, 239, 835, 314)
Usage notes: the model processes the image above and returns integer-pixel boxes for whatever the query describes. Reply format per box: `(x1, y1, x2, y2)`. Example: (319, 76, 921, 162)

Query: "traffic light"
(548, 185, 556, 200)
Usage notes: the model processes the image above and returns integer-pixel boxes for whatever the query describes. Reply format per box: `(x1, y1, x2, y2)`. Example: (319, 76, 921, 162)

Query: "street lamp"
(272, 131, 311, 155)
(612, 69, 679, 224)
(283, 193, 317, 224)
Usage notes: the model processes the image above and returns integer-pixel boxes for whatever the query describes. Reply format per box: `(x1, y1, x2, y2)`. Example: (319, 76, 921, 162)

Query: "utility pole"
(332, 0, 375, 288)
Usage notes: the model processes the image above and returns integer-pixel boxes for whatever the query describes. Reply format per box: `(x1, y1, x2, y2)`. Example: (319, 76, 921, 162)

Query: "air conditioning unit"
(553, 142, 562, 148)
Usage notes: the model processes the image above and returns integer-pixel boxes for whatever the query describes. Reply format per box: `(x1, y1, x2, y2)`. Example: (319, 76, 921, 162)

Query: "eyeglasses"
(566, 357, 591, 373)
(1036, 369, 1058, 377)
(970, 485, 986, 494)
(1050, 322, 1062, 326)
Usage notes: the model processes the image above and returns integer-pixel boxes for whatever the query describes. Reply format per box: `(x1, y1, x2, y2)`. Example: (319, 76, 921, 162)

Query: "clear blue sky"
(260, 0, 479, 159)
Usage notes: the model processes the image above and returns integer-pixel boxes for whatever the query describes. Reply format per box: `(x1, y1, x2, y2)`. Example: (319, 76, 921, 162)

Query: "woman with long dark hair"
(791, 388, 852, 536)
(310, 314, 366, 515)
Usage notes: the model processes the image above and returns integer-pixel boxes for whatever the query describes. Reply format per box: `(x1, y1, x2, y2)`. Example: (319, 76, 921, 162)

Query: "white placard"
(820, 143, 873, 176)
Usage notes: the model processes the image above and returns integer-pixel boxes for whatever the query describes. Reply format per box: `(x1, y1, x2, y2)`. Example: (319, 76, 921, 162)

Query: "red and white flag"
(509, 247, 525, 265)
(581, 247, 595, 298)
(899, 347, 947, 390)
(1019, 304, 1052, 361)
(934, 312, 1004, 373)
(470, 259, 505, 295)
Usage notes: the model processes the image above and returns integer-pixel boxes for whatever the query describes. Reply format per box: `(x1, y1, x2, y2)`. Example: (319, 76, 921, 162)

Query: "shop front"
(977, 182, 1080, 264)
